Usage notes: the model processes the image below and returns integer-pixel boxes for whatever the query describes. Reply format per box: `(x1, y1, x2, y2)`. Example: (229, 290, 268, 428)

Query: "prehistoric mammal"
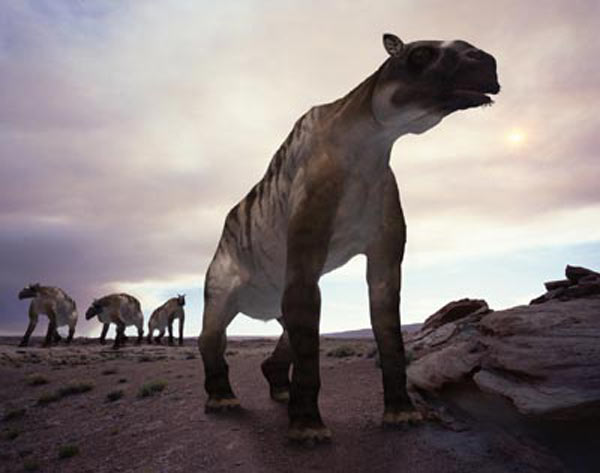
(199, 33, 499, 443)
(18, 283, 78, 347)
(147, 294, 186, 345)
(85, 293, 144, 349)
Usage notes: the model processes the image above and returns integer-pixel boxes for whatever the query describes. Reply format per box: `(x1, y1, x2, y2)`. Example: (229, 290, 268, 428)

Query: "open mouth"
(449, 82, 500, 110)
(454, 89, 495, 106)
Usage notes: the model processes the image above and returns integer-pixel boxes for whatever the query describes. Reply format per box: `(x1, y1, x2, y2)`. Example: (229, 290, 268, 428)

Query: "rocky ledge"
(406, 265, 600, 421)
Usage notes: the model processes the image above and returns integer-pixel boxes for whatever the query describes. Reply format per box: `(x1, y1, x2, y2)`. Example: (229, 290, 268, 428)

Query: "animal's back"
(34, 287, 77, 327)
(208, 105, 387, 320)
(149, 299, 182, 330)
(96, 293, 142, 327)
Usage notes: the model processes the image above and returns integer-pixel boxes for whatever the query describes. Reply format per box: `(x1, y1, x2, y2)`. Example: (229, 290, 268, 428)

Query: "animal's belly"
(237, 232, 368, 320)
(120, 310, 141, 327)
(55, 311, 75, 327)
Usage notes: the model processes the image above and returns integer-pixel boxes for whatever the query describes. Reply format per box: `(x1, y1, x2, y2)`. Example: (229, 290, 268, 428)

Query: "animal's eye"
(409, 47, 436, 68)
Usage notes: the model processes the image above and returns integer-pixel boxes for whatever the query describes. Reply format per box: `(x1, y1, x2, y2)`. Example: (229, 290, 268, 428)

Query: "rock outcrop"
(530, 264, 600, 304)
(407, 265, 600, 422)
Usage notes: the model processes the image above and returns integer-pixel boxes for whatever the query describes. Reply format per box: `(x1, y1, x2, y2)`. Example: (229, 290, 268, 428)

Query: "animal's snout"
(461, 48, 499, 94)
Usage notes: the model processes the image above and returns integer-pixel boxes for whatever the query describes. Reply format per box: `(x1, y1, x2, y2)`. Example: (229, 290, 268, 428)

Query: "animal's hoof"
(168, 341, 174, 346)
(205, 397, 241, 413)
(288, 425, 332, 446)
(18, 341, 28, 348)
(382, 409, 424, 429)
(100, 340, 107, 345)
(270, 389, 290, 403)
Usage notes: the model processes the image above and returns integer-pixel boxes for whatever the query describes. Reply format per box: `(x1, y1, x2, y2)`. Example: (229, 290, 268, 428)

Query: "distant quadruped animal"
(18, 283, 78, 347)
(85, 293, 144, 349)
(147, 294, 186, 345)
(199, 33, 500, 443)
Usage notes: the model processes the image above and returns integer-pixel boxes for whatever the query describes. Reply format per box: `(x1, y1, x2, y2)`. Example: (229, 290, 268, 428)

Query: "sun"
(507, 129, 526, 146)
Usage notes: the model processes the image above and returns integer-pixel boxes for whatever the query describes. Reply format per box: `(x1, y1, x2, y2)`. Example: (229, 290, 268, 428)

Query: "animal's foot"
(270, 388, 290, 403)
(288, 422, 332, 446)
(168, 340, 174, 346)
(382, 408, 424, 429)
(100, 339, 107, 345)
(205, 397, 241, 413)
(42, 341, 52, 348)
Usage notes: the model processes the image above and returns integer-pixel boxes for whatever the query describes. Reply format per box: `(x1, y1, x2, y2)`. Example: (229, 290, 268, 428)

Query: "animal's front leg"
(99, 323, 109, 345)
(19, 308, 38, 347)
(366, 176, 421, 428)
(199, 286, 239, 413)
(178, 317, 184, 346)
(167, 319, 175, 346)
(367, 261, 420, 427)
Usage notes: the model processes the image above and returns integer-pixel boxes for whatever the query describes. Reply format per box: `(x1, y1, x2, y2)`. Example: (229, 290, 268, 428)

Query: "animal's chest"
(323, 177, 383, 272)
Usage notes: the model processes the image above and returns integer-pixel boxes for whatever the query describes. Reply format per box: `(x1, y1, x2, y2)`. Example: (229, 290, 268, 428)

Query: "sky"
(1, 0, 599, 338)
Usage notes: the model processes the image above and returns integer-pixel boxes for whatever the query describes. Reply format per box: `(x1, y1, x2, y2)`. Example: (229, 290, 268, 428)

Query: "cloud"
(1, 0, 599, 336)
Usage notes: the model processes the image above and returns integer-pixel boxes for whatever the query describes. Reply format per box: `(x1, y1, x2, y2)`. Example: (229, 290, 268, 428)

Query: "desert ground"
(0, 333, 583, 473)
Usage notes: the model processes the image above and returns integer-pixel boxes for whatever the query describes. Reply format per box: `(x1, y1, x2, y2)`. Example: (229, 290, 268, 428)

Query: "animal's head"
(85, 299, 103, 320)
(177, 294, 186, 307)
(372, 33, 499, 134)
(18, 283, 41, 300)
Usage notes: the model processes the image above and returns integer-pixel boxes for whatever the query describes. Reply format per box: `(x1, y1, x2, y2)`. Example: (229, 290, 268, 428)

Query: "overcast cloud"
(1, 0, 599, 337)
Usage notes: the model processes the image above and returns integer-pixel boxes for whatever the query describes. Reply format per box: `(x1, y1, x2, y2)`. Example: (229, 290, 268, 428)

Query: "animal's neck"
(322, 64, 408, 174)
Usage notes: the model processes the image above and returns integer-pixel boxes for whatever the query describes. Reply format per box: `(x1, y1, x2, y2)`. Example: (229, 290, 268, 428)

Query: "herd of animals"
(17, 283, 185, 349)
(12, 34, 500, 444)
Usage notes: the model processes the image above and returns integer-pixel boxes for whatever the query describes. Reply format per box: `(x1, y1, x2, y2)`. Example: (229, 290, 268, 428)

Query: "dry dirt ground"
(0, 337, 567, 473)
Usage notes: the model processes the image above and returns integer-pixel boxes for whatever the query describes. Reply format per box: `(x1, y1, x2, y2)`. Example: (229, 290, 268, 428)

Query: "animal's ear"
(383, 33, 404, 57)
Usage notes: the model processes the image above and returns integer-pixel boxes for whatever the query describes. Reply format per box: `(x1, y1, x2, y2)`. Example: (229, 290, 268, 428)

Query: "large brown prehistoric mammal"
(199, 33, 499, 443)
(147, 294, 185, 345)
(86, 293, 144, 349)
(18, 283, 78, 347)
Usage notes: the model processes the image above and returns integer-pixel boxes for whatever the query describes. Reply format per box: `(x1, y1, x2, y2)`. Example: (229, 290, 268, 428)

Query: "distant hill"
(323, 323, 422, 339)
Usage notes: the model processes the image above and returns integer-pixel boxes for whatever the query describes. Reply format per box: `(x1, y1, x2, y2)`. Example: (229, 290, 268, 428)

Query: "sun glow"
(507, 129, 526, 146)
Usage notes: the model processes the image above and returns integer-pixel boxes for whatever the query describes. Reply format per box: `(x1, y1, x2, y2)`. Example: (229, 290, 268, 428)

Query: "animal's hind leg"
(261, 319, 292, 402)
(199, 288, 239, 413)
(135, 324, 143, 345)
(19, 308, 38, 347)
(99, 323, 109, 345)
(43, 310, 58, 347)
(66, 324, 75, 344)
(113, 321, 126, 350)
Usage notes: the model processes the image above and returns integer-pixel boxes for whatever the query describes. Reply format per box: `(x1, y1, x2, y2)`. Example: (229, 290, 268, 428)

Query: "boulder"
(407, 293, 600, 421)
(420, 298, 489, 332)
(531, 265, 600, 304)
